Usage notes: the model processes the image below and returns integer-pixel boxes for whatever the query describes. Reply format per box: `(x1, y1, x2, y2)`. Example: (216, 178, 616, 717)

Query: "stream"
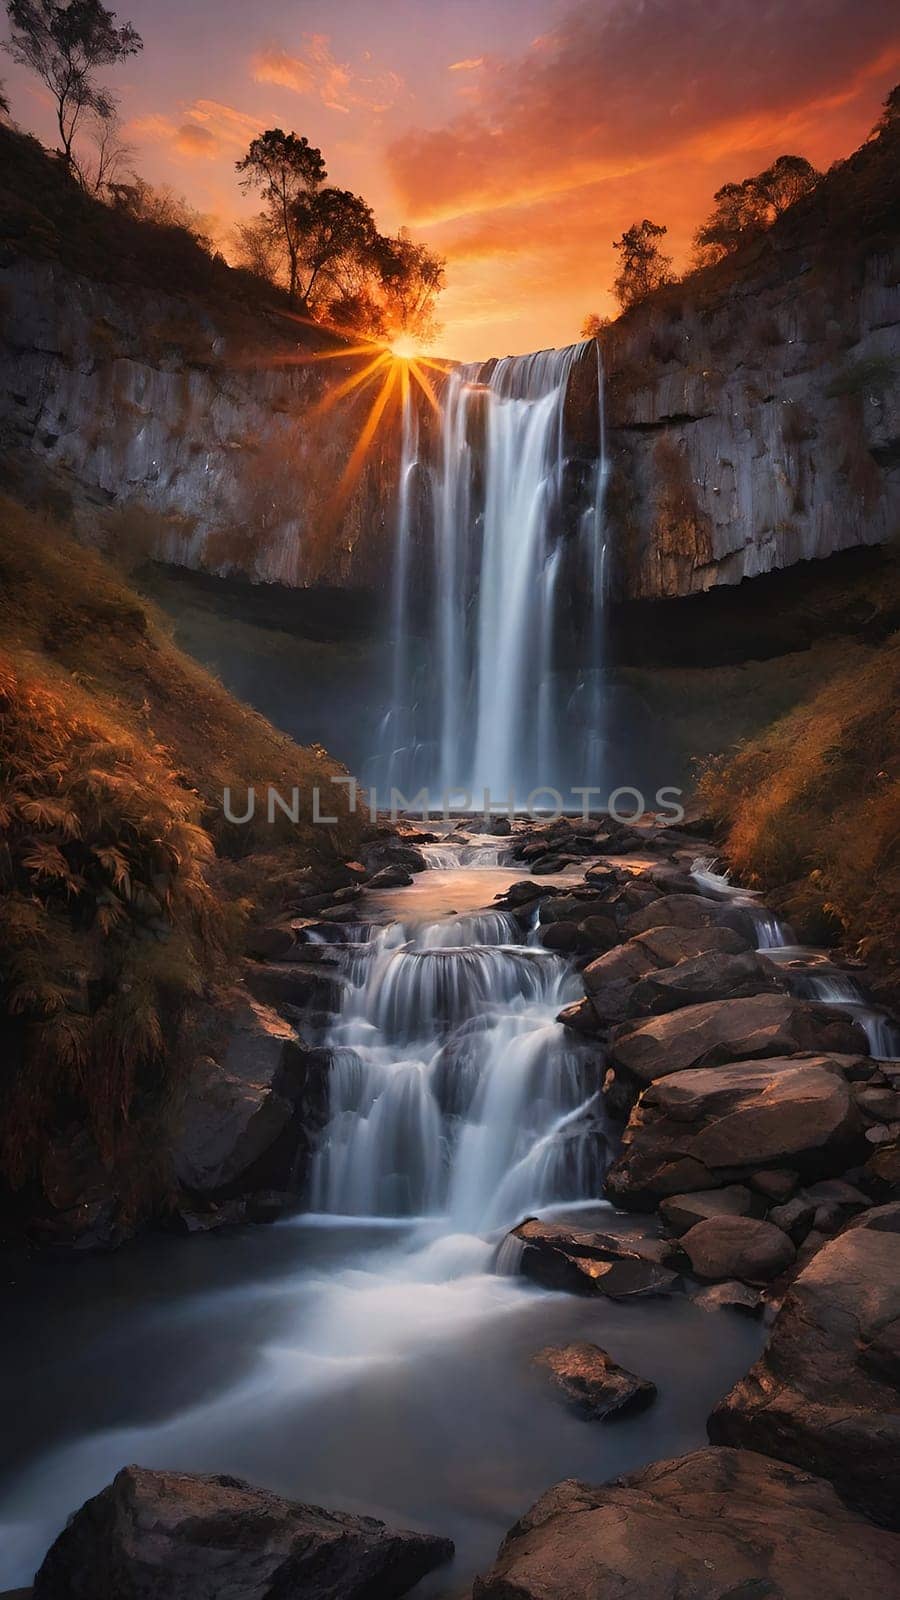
(0, 844, 765, 1596)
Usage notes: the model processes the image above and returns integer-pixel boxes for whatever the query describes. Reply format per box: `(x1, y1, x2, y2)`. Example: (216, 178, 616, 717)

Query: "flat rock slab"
(611, 994, 866, 1083)
(659, 1185, 753, 1234)
(606, 1054, 864, 1208)
(33, 1465, 454, 1600)
(472, 1446, 900, 1599)
(626, 950, 785, 1016)
(511, 1218, 679, 1298)
(534, 1342, 657, 1420)
(709, 1201, 900, 1529)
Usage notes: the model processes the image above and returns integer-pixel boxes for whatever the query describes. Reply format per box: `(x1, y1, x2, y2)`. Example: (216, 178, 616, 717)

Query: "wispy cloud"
(252, 35, 403, 115)
(130, 99, 264, 161)
(449, 58, 484, 72)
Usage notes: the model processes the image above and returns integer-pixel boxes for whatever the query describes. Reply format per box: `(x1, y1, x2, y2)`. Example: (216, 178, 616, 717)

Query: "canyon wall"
(0, 254, 401, 589)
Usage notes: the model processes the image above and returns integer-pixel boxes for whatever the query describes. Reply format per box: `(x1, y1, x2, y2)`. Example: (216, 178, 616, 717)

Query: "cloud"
(449, 58, 484, 72)
(388, 0, 900, 225)
(130, 99, 264, 161)
(252, 34, 403, 115)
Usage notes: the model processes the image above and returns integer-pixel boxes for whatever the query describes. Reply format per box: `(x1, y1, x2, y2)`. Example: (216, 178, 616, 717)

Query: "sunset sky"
(2, 0, 898, 359)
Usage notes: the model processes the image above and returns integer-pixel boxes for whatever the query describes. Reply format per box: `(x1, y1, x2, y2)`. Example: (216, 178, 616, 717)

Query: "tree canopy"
(693, 154, 821, 265)
(612, 219, 674, 310)
(236, 129, 327, 303)
(4, 0, 141, 174)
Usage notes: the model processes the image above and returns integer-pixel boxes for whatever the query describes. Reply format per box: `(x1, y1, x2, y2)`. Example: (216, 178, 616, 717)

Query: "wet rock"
(606, 1055, 863, 1208)
(539, 920, 579, 952)
(533, 1342, 657, 1420)
(623, 892, 734, 937)
(542, 893, 612, 923)
(472, 1447, 900, 1600)
(659, 1185, 753, 1235)
(634, 923, 751, 964)
(33, 1464, 454, 1600)
(575, 913, 619, 952)
(680, 1215, 796, 1283)
(610, 994, 866, 1084)
(857, 1086, 900, 1122)
(511, 1218, 679, 1299)
(503, 879, 555, 906)
(557, 997, 604, 1036)
(709, 1203, 900, 1528)
(692, 1279, 762, 1314)
(768, 1196, 817, 1241)
(626, 951, 785, 1017)
(750, 1168, 799, 1201)
(582, 940, 656, 1023)
(862, 1139, 900, 1199)
(368, 864, 413, 888)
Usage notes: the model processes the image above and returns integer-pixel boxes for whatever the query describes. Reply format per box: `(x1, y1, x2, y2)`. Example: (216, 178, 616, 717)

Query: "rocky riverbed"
(6, 810, 899, 1596)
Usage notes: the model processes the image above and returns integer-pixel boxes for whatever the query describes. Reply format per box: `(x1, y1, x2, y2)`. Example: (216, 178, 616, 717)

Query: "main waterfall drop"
(376, 340, 608, 805)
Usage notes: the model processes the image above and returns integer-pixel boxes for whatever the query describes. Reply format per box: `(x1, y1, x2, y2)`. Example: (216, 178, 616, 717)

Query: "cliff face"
(0, 255, 400, 589)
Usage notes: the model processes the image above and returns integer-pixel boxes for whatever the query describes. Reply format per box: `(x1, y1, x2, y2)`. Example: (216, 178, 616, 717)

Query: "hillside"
(0, 494, 363, 1245)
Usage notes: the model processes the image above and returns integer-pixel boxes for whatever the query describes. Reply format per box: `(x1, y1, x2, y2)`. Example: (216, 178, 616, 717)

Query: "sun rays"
(261, 326, 454, 520)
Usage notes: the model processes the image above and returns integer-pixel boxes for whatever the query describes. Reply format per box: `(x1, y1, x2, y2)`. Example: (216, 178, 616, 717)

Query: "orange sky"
(3, 0, 898, 360)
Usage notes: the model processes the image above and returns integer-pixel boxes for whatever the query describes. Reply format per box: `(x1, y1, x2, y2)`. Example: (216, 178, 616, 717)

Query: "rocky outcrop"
(0, 255, 401, 588)
(472, 1447, 900, 1599)
(533, 1342, 656, 1421)
(610, 994, 866, 1084)
(33, 1465, 454, 1599)
(709, 1202, 900, 1528)
(606, 1054, 865, 1208)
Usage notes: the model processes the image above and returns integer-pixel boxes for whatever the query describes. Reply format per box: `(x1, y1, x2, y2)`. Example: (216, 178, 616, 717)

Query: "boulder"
(634, 924, 751, 965)
(33, 1465, 454, 1600)
(750, 1168, 799, 1201)
(557, 997, 603, 1036)
(692, 1280, 762, 1315)
(575, 913, 619, 951)
(533, 1342, 656, 1420)
(368, 864, 413, 888)
(172, 991, 329, 1200)
(244, 923, 298, 961)
(511, 1218, 679, 1299)
(610, 994, 866, 1084)
(472, 1447, 900, 1600)
(582, 941, 656, 1023)
(626, 951, 785, 1017)
(659, 1185, 753, 1235)
(605, 1055, 864, 1209)
(242, 960, 347, 1016)
(539, 920, 579, 952)
(624, 892, 739, 937)
(709, 1202, 900, 1528)
(680, 1215, 795, 1283)
(541, 893, 613, 924)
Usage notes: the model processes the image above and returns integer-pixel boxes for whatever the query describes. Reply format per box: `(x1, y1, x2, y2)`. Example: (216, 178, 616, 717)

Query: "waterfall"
(379, 340, 608, 806)
(309, 905, 611, 1226)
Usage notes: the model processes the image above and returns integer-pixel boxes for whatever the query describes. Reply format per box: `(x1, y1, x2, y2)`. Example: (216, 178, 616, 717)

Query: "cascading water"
(309, 896, 611, 1228)
(373, 341, 608, 805)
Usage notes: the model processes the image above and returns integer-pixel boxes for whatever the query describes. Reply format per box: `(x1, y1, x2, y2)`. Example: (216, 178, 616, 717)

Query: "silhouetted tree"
(4, 0, 142, 175)
(371, 230, 445, 344)
(612, 220, 674, 310)
(236, 129, 326, 302)
(870, 82, 900, 138)
(0, 79, 9, 116)
(291, 187, 376, 306)
(693, 154, 820, 265)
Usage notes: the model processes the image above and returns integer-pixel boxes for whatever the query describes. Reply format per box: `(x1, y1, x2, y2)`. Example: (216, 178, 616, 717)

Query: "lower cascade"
(310, 861, 611, 1228)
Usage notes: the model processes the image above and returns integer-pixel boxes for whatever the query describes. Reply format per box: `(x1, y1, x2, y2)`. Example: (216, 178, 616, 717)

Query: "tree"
(369, 230, 445, 343)
(290, 186, 376, 306)
(4, 0, 142, 174)
(580, 312, 609, 339)
(72, 105, 133, 194)
(236, 129, 326, 303)
(870, 82, 900, 139)
(0, 79, 9, 116)
(231, 213, 285, 288)
(693, 154, 820, 265)
(612, 220, 674, 310)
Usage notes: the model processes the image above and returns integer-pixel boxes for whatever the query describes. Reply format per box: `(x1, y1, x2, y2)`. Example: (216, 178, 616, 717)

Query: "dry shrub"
(697, 632, 900, 986)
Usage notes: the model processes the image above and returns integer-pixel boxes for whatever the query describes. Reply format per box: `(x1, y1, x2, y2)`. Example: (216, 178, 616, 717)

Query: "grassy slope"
(697, 631, 900, 997)
(0, 494, 363, 1222)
